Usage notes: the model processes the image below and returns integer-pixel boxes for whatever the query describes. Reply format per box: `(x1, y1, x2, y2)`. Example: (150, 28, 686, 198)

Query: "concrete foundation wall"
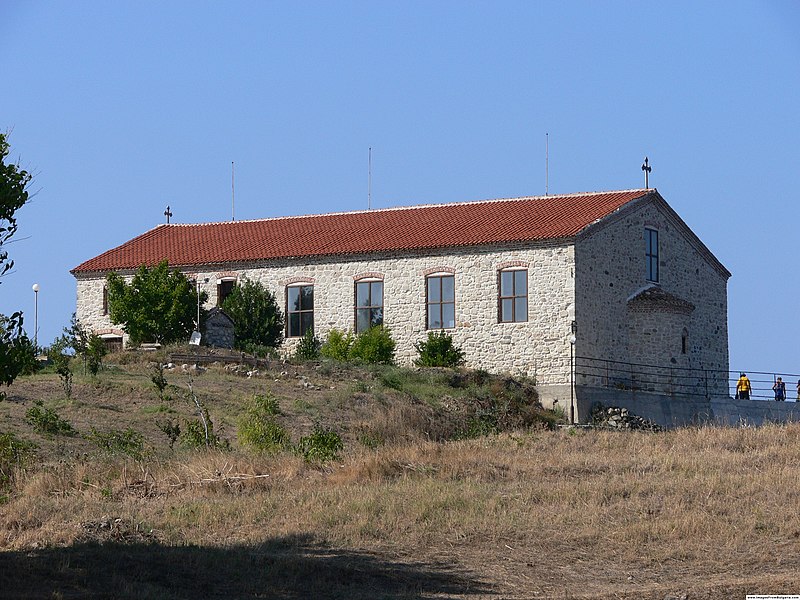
(575, 386, 800, 428)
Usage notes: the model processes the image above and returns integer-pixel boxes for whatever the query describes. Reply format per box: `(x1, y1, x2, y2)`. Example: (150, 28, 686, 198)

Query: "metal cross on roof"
(641, 157, 652, 189)
(164, 205, 173, 224)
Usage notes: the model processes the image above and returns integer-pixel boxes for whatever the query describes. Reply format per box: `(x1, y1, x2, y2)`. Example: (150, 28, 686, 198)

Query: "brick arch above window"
(215, 271, 238, 281)
(94, 328, 125, 337)
(497, 260, 529, 270)
(353, 272, 384, 281)
(422, 266, 455, 276)
(281, 276, 315, 286)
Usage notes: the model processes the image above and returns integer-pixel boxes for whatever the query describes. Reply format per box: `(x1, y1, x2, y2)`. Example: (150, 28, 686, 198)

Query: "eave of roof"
(72, 189, 652, 274)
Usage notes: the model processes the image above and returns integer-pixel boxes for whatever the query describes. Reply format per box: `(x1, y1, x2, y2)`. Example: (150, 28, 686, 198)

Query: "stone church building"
(71, 188, 730, 420)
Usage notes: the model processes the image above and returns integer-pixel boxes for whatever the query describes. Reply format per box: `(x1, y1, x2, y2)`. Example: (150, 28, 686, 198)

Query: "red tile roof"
(72, 189, 651, 274)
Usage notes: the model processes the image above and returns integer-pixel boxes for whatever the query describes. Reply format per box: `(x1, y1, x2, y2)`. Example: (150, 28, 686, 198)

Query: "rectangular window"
(102, 287, 109, 316)
(355, 280, 383, 333)
(426, 275, 455, 329)
(645, 228, 659, 282)
(287, 285, 314, 337)
(499, 269, 528, 323)
(217, 280, 235, 306)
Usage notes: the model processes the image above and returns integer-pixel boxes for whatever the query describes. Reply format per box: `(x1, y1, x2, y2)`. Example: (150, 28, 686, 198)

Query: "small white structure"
(71, 189, 730, 417)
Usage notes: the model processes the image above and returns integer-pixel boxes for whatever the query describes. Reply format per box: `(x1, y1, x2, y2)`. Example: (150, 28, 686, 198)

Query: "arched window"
(498, 268, 528, 323)
(287, 284, 314, 337)
(681, 328, 689, 355)
(217, 278, 236, 306)
(354, 278, 383, 333)
(426, 273, 455, 330)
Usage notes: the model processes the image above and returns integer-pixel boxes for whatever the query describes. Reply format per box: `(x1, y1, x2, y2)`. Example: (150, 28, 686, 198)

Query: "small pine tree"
(294, 328, 321, 361)
(414, 331, 465, 368)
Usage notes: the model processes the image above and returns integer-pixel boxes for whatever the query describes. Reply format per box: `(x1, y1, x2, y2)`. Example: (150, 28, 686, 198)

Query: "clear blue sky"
(1, 1, 798, 376)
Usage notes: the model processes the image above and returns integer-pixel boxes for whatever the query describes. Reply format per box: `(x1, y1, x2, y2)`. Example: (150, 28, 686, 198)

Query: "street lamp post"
(196, 277, 209, 331)
(32, 283, 40, 350)
(569, 320, 578, 424)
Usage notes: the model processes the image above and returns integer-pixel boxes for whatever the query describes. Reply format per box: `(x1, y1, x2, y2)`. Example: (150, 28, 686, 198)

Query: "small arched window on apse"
(681, 328, 689, 355)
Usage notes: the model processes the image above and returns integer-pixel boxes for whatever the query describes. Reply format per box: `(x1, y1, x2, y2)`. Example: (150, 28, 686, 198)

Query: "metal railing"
(573, 356, 800, 402)
(728, 370, 800, 402)
(574, 356, 727, 399)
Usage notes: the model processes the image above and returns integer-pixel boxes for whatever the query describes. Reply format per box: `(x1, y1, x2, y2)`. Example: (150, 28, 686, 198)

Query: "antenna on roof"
(368, 147, 372, 210)
(545, 133, 549, 196)
(231, 161, 235, 221)
(641, 156, 652, 189)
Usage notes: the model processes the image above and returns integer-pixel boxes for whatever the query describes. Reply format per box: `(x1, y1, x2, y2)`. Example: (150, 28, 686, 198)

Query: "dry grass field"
(1, 351, 799, 599)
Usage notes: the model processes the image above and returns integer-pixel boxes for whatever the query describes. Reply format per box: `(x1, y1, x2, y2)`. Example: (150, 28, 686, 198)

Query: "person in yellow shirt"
(736, 373, 752, 400)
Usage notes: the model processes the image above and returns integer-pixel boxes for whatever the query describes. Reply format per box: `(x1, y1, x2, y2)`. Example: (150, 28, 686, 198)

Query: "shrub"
(0, 431, 36, 492)
(156, 418, 181, 450)
(85, 427, 146, 460)
(85, 334, 107, 377)
(238, 392, 290, 453)
(25, 401, 75, 436)
(294, 328, 321, 361)
(455, 377, 551, 438)
(414, 331, 465, 368)
(180, 411, 228, 450)
(349, 326, 395, 365)
(150, 363, 170, 400)
(295, 425, 343, 463)
(47, 338, 73, 399)
(321, 329, 353, 361)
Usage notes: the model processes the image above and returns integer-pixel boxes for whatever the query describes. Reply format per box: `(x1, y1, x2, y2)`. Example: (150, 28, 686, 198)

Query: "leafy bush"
(294, 328, 321, 361)
(349, 326, 395, 365)
(25, 401, 75, 436)
(414, 331, 465, 368)
(238, 392, 290, 453)
(321, 329, 353, 361)
(156, 418, 181, 450)
(180, 411, 228, 450)
(221, 277, 284, 351)
(85, 427, 146, 460)
(295, 425, 343, 463)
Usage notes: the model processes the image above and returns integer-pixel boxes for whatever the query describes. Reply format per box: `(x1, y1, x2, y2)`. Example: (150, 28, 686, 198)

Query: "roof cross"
(641, 157, 652, 189)
(164, 205, 173, 224)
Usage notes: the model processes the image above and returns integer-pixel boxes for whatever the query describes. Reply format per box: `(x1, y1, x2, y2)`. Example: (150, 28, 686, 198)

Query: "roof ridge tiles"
(165, 188, 652, 227)
(72, 188, 653, 273)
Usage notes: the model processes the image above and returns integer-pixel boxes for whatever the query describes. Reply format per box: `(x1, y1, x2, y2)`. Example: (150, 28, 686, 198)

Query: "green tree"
(0, 133, 33, 394)
(62, 313, 106, 376)
(221, 277, 284, 352)
(106, 260, 206, 346)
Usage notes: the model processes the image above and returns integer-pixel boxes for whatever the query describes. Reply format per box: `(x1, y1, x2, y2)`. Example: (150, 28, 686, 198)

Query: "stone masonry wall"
(574, 198, 729, 395)
(75, 241, 576, 386)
